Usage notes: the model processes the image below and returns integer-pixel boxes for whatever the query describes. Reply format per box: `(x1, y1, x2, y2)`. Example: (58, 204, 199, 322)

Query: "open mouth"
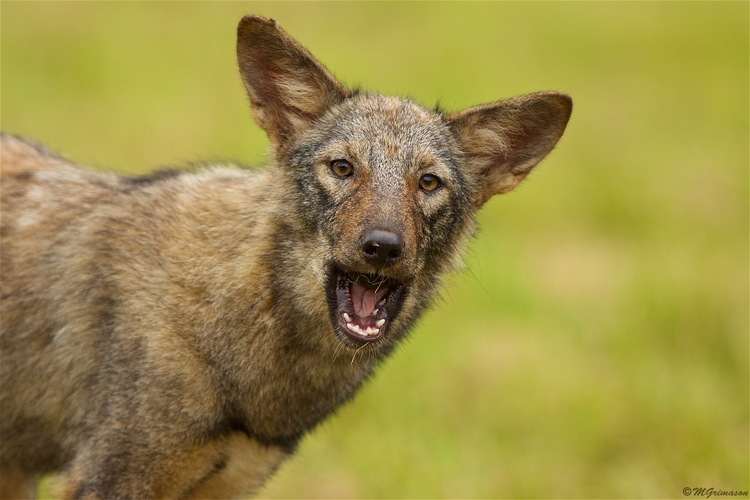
(327, 266, 405, 345)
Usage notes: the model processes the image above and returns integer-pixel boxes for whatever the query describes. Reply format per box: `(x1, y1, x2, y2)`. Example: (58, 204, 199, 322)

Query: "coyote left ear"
(237, 15, 350, 147)
(448, 91, 572, 208)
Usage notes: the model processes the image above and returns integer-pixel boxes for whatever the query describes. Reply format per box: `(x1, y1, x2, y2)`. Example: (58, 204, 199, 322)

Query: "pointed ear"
(236, 15, 350, 147)
(447, 91, 572, 208)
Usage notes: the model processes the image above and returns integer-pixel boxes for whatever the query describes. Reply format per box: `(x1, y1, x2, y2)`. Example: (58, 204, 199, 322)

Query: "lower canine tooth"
(376, 319, 385, 327)
(343, 313, 351, 322)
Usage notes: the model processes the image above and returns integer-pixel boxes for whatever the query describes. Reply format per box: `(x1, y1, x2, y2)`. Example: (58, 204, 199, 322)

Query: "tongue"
(350, 281, 387, 318)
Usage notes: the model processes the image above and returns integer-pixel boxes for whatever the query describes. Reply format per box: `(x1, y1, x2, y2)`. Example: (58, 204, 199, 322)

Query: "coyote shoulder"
(0, 15, 571, 499)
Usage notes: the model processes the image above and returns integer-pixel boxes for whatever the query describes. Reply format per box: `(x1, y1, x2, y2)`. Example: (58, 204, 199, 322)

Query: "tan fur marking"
(184, 435, 287, 499)
(0, 469, 35, 500)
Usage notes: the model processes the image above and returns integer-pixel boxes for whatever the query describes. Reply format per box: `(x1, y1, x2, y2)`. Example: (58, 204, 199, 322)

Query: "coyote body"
(0, 16, 571, 499)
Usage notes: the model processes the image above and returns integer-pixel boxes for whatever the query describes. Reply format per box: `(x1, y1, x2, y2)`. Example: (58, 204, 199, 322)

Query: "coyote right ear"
(237, 15, 350, 147)
(447, 91, 572, 208)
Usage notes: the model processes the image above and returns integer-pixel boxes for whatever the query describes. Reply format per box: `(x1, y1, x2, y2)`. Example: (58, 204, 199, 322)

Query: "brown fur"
(0, 15, 571, 499)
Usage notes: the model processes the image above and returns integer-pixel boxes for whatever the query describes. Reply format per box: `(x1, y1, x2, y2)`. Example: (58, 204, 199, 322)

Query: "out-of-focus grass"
(3, 2, 747, 498)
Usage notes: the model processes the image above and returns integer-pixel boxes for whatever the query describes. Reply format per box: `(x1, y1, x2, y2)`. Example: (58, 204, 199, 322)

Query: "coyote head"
(236, 15, 571, 351)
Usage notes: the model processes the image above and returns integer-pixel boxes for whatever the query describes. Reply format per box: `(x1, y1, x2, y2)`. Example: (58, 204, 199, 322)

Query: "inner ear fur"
(447, 91, 572, 208)
(237, 15, 350, 147)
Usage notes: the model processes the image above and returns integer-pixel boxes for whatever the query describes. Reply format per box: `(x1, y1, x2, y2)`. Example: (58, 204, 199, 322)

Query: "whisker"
(332, 342, 344, 364)
(397, 342, 413, 363)
(350, 342, 369, 365)
(465, 264, 494, 301)
(368, 346, 379, 364)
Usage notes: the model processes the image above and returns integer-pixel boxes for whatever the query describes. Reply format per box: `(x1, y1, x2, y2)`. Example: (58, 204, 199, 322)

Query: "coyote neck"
(148, 169, 378, 443)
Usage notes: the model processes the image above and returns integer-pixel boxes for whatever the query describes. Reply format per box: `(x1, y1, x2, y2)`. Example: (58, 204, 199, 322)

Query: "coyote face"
(291, 95, 475, 349)
(0, 14, 571, 500)
(236, 16, 570, 353)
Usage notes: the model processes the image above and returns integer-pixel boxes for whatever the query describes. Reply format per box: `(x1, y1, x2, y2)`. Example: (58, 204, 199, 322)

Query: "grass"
(2, 2, 748, 498)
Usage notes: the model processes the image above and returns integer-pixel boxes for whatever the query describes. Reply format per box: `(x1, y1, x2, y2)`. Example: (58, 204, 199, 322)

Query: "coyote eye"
(330, 159, 353, 178)
(419, 174, 441, 192)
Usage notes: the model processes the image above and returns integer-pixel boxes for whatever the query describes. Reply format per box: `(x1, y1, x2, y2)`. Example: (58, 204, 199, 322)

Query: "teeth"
(346, 322, 380, 337)
(343, 313, 351, 322)
(376, 319, 385, 327)
(372, 308, 378, 316)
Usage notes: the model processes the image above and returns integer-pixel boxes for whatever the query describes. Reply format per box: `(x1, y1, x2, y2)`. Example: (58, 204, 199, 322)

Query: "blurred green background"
(2, 2, 748, 498)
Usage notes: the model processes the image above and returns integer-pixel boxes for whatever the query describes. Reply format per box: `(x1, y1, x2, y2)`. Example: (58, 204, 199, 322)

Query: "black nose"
(360, 230, 404, 268)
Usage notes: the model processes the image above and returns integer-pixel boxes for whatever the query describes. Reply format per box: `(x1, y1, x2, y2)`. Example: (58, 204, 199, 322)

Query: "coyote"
(0, 15, 571, 499)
